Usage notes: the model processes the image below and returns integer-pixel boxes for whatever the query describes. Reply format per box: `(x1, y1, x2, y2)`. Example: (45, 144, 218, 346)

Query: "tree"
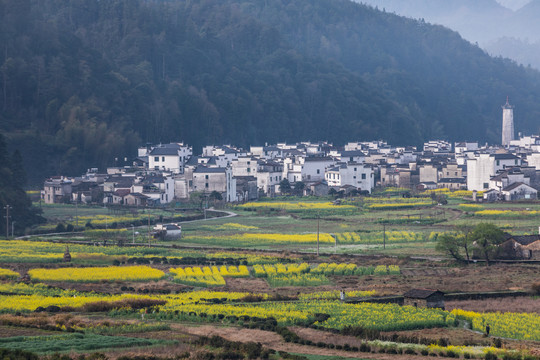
(469, 223, 505, 266)
(209, 190, 223, 204)
(436, 233, 464, 262)
(279, 179, 291, 195)
(293, 181, 305, 196)
(436, 225, 474, 262)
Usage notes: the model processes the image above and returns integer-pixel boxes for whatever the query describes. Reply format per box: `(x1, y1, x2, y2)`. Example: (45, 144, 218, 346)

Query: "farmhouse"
(403, 289, 445, 309)
(499, 234, 540, 260)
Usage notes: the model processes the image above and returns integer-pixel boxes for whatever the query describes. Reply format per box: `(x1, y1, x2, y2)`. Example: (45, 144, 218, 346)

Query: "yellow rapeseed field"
(28, 266, 165, 282)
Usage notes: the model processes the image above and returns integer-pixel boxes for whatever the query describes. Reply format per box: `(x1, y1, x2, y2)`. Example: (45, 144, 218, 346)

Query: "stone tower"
(502, 97, 514, 146)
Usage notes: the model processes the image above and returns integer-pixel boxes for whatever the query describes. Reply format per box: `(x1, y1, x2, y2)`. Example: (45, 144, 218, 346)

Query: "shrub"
(359, 343, 371, 352)
(485, 353, 498, 360)
(531, 282, 540, 294)
(502, 353, 522, 360)
(437, 338, 449, 347)
(493, 337, 503, 348)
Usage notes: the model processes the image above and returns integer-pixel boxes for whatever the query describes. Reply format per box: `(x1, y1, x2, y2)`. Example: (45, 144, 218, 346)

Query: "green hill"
(2, 0, 540, 184)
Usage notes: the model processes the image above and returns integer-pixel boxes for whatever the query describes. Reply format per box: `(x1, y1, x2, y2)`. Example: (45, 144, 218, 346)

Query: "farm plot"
(170, 265, 249, 287)
(28, 266, 166, 282)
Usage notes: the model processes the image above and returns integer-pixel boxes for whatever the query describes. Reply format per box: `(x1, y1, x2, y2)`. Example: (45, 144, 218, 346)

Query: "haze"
(360, 0, 540, 69)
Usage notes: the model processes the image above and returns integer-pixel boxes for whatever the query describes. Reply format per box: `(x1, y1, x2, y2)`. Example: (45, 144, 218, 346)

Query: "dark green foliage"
(470, 223, 506, 265)
(4, 1, 540, 184)
(194, 336, 271, 359)
(0, 348, 39, 360)
(0, 334, 163, 354)
(0, 133, 44, 235)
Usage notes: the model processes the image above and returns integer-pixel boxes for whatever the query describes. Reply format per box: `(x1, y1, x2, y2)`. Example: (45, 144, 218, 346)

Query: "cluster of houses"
(41, 135, 540, 206)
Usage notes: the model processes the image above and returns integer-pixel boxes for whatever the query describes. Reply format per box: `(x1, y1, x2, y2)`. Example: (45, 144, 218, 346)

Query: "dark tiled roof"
(149, 147, 179, 156)
(193, 165, 226, 173)
(403, 289, 443, 299)
(493, 153, 519, 160)
(340, 150, 365, 157)
(113, 189, 131, 197)
(502, 182, 532, 192)
(507, 235, 540, 246)
(304, 156, 334, 162)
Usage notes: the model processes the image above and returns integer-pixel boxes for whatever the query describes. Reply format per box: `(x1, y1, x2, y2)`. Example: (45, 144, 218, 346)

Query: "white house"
(501, 182, 537, 201)
(256, 160, 283, 196)
(148, 143, 192, 173)
(250, 145, 282, 159)
(42, 177, 73, 204)
(301, 157, 335, 182)
(231, 156, 259, 177)
(192, 166, 237, 202)
(466, 153, 522, 191)
(130, 175, 175, 204)
(325, 163, 374, 193)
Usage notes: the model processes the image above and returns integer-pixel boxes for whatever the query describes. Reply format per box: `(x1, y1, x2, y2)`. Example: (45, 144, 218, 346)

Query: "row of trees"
(436, 223, 506, 266)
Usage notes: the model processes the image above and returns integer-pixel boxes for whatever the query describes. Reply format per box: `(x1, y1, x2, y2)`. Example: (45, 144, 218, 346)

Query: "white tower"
(501, 97, 514, 146)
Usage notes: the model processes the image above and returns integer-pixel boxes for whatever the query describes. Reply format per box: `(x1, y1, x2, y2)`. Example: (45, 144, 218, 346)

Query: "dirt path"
(175, 324, 428, 360)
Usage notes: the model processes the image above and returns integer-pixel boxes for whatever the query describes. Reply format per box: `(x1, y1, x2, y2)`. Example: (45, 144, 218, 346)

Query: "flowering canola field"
(0, 268, 19, 279)
(452, 309, 540, 341)
(28, 266, 165, 282)
(170, 265, 249, 287)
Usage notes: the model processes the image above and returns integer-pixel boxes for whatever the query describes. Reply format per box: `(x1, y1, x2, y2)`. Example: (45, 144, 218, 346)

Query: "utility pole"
(75, 199, 78, 227)
(147, 214, 151, 247)
(4, 205, 11, 239)
(131, 224, 135, 244)
(316, 213, 320, 256)
(11, 221, 16, 238)
(383, 223, 386, 250)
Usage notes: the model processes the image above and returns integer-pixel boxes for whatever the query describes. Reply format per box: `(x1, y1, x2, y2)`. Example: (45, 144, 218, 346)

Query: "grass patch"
(0, 333, 168, 354)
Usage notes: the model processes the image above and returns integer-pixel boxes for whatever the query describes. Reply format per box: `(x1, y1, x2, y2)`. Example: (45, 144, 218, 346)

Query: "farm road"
(177, 324, 427, 360)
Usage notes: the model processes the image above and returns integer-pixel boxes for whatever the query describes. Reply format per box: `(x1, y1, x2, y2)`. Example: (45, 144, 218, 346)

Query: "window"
(350, 157, 353, 162)
(515, 159, 518, 165)
(154, 156, 159, 162)
(188, 180, 193, 187)
(205, 175, 209, 179)
(353, 176, 356, 179)
(205, 183, 209, 188)
(455, 172, 458, 176)
(354, 168, 357, 171)
(483, 183, 489, 189)
(317, 169, 320, 174)
(496, 160, 500, 166)
(247, 168, 251, 173)
(162, 157, 165, 161)
(362, 174, 366, 179)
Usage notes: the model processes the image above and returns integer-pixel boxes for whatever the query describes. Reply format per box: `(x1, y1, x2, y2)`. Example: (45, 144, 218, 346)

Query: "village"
(41, 135, 540, 207)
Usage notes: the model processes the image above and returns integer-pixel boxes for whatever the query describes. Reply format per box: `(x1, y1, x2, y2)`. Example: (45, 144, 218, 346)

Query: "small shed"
(153, 223, 182, 240)
(403, 289, 444, 309)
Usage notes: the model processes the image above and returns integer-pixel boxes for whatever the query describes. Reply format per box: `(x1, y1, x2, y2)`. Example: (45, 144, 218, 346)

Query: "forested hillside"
(2, 0, 540, 185)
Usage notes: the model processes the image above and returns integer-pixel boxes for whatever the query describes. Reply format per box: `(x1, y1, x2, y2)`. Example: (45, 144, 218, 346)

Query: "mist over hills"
(360, 0, 540, 69)
(2, 0, 540, 185)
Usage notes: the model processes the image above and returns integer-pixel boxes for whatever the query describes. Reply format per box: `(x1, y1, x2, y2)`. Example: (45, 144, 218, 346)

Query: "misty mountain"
(361, 0, 540, 69)
(3, 0, 540, 185)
